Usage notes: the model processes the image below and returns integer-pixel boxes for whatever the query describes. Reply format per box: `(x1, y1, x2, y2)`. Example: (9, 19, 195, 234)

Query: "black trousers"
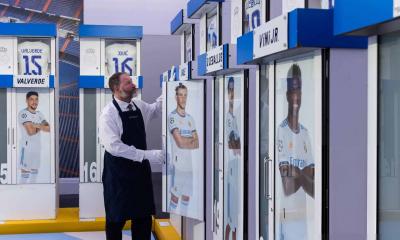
(106, 216, 152, 240)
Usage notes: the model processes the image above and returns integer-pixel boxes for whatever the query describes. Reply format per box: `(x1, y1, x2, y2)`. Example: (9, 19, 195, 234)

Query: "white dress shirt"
(99, 96, 162, 162)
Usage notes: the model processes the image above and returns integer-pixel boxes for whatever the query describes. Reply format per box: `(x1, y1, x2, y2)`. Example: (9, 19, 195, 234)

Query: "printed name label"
(253, 14, 288, 59)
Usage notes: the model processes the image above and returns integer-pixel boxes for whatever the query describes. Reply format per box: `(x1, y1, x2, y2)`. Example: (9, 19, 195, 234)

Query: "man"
(18, 41, 50, 75)
(99, 72, 164, 240)
(105, 43, 136, 76)
(277, 64, 314, 240)
(18, 91, 50, 183)
(225, 77, 241, 240)
(168, 83, 199, 213)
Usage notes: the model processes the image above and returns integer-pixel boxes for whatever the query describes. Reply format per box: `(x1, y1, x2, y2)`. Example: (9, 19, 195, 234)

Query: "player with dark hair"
(277, 64, 314, 240)
(18, 91, 50, 183)
(168, 83, 199, 213)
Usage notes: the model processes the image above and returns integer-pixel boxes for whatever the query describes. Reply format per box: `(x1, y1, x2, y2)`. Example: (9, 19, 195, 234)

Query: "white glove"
(144, 150, 165, 164)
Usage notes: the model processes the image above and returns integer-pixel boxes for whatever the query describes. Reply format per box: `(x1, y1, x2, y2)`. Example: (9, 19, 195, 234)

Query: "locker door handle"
(7, 128, 10, 145)
(12, 128, 15, 146)
(264, 156, 272, 200)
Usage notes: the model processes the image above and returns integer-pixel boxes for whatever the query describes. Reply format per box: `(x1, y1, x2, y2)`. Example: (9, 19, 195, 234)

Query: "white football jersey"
(245, 0, 262, 32)
(225, 111, 240, 147)
(207, 14, 218, 50)
(168, 110, 197, 172)
(276, 118, 313, 212)
(18, 41, 50, 75)
(105, 43, 136, 76)
(18, 108, 46, 155)
(185, 31, 192, 62)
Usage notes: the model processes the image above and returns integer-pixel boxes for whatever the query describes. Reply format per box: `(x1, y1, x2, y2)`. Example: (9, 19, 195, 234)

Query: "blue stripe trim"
(49, 75, 55, 88)
(188, 61, 192, 79)
(79, 25, 143, 39)
(79, 76, 104, 88)
(288, 9, 367, 49)
(137, 76, 144, 88)
(0, 23, 56, 37)
(334, 0, 393, 35)
(197, 53, 207, 76)
(237, 31, 254, 64)
(223, 44, 229, 69)
(187, 0, 224, 18)
(0, 75, 13, 88)
(171, 10, 184, 34)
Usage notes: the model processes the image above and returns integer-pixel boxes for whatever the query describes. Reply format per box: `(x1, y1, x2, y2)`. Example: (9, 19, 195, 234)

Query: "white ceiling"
(84, 0, 188, 35)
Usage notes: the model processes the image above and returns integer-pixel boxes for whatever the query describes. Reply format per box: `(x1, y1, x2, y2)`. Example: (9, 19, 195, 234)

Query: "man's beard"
(121, 90, 134, 99)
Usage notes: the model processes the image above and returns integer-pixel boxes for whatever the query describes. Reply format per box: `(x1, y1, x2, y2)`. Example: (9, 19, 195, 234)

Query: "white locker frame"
(0, 33, 58, 221)
(79, 35, 142, 220)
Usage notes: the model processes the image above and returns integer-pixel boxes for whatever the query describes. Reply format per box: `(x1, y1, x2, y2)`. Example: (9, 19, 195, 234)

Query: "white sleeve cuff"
(136, 149, 145, 162)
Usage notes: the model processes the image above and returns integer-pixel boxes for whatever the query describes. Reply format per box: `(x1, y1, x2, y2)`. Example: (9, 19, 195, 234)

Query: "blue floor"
(0, 231, 156, 240)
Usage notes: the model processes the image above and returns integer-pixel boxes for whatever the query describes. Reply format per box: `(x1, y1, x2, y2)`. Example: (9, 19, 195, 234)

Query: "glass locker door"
(273, 51, 322, 240)
(0, 89, 12, 185)
(99, 88, 113, 178)
(80, 88, 101, 183)
(223, 72, 245, 240)
(213, 76, 224, 240)
(259, 64, 271, 240)
(14, 88, 53, 185)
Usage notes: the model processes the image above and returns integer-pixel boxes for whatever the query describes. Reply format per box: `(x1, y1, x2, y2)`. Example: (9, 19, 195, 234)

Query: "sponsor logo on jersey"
(20, 48, 43, 54)
(85, 48, 95, 54)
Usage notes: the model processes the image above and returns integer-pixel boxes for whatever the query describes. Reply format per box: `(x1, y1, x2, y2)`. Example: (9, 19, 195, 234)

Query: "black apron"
(102, 99, 155, 222)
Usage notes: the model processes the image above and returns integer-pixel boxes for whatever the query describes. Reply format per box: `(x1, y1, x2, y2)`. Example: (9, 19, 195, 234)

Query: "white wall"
(84, 0, 187, 35)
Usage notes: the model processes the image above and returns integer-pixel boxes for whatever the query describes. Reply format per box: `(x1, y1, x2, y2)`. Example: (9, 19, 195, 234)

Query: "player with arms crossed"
(277, 64, 314, 240)
(105, 43, 136, 76)
(168, 83, 199, 213)
(225, 77, 241, 240)
(18, 41, 50, 76)
(18, 91, 50, 183)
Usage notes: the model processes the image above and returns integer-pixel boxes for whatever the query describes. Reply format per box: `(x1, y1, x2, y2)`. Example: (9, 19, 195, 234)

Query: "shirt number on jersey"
(22, 55, 42, 75)
(246, 9, 261, 31)
(83, 161, 98, 183)
(0, 163, 8, 184)
(112, 57, 133, 75)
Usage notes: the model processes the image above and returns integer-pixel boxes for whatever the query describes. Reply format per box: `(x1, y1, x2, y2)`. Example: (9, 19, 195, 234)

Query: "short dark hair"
(26, 91, 38, 99)
(288, 64, 301, 79)
(228, 77, 234, 90)
(175, 83, 187, 95)
(108, 72, 126, 93)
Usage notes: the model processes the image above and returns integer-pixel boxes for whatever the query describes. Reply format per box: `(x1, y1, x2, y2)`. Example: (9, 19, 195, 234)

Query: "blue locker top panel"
(334, 0, 395, 35)
(0, 23, 57, 37)
(171, 9, 197, 35)
(187, 0, 224, 19)
(171, 10, 185, 34)
(79, 24, 143, 39)
(237, 9, 368, 65)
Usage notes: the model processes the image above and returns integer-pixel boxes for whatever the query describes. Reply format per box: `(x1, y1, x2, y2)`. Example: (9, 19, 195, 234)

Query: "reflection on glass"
(224, 74, 243, 240)
(379, 31, 400, 240)
(259, 65, 269, 239)
(275, 54, 316, 240)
